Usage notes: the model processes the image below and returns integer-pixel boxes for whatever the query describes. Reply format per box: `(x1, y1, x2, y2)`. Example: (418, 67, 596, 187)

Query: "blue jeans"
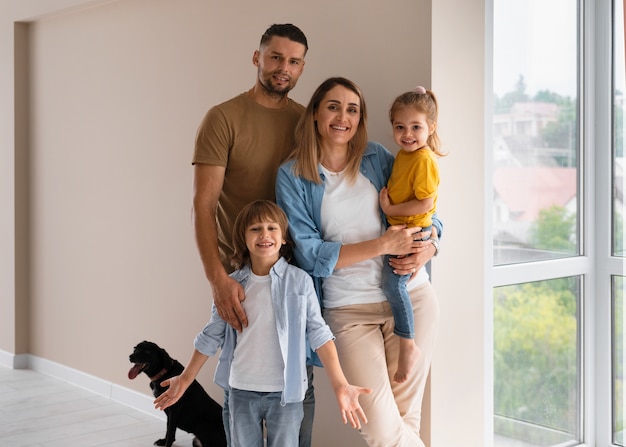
(228, 388, 303, 447)
(381, 225, 432, 339)
(223, 364, 315, 447)
(299, 365, 315, 447)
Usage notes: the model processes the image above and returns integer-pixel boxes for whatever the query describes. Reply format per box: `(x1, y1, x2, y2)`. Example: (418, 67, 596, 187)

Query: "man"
(191, 24, 313, 447)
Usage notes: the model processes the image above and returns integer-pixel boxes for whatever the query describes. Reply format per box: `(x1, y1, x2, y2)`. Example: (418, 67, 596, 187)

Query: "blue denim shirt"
(193, 257, 334, 405)
(275, 141, 443, 365)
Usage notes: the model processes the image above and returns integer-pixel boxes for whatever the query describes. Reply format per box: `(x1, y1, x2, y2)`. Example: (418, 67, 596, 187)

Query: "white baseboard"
(0, 349, 29, 369)
(0, 349, 17, 368)
(0, 349, 165, 421)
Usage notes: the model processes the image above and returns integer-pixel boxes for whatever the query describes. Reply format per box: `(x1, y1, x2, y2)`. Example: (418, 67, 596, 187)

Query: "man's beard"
(259, 71, 292, 99)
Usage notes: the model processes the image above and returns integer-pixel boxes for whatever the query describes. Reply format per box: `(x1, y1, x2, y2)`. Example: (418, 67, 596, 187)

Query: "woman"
(275, 77, 441, 447)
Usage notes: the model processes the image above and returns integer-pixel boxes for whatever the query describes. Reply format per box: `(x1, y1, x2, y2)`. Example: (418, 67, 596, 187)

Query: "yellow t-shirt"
(386, 147, 439, 228)
(192, 93, 304, 271)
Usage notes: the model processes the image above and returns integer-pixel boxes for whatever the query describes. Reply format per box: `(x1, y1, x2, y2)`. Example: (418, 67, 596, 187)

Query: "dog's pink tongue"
(128, 364, 143, 380)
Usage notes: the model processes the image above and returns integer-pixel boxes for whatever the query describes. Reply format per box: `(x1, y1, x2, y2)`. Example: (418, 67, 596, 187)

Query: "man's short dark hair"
(260, 24, 308, 54)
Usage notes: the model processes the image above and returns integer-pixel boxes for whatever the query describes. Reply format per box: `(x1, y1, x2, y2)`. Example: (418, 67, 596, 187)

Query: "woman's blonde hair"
(288, 77, 369, 184)
(389, 88, 447, 157)
(230, 200, 293, 270)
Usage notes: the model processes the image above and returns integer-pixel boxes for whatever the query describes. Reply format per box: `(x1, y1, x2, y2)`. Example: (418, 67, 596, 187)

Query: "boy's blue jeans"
(229, 388, 304, 447)
(223, 365, 314, 447)
(381, 225, 432, 339)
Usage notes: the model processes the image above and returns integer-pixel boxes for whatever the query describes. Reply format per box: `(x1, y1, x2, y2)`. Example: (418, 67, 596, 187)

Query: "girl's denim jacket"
(193, 257, 334, 405)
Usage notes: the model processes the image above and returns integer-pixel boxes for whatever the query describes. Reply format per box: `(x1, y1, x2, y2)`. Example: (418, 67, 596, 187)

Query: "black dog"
(128, 340, 227, 447)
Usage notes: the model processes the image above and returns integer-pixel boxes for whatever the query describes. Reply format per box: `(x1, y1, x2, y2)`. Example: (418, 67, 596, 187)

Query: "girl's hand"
(335, 384, 372, 429)
(379, 187, 392, 215)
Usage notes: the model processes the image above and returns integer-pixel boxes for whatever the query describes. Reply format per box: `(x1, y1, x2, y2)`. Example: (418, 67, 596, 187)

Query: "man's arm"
(192, 164, 248, 331)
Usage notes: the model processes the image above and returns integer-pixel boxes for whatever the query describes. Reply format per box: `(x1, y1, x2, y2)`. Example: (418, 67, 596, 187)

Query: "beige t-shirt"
(192, 93, 304, 271)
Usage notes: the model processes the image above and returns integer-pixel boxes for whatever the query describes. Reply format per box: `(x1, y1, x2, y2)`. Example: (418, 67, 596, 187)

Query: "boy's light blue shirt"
(193, 257, 334, 405)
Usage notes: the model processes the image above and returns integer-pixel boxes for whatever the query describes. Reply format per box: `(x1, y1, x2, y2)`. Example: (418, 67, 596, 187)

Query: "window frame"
(488, 0, 622, 445)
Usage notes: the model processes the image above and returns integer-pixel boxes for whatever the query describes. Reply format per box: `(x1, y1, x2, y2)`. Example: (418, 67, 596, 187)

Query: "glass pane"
(493, 277, 581, 447)
(615, 0, 625, 258)
(615, 276, 625, 446)
(493, 0, 579, 265)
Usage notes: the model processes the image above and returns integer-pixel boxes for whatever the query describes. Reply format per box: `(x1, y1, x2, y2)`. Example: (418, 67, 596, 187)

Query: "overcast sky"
(493, 0, 578, 98)
(494, 0, 625, 98)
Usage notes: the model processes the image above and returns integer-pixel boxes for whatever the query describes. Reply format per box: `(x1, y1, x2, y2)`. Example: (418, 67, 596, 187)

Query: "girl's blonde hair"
(287, 77, 369, 184)
(389, 88, 447, 157)
(230, 200, 293, 270)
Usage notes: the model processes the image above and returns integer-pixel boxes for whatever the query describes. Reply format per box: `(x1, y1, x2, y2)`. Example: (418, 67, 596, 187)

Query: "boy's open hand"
(154, 375, 186, 411)
(335, 383, 372, 429)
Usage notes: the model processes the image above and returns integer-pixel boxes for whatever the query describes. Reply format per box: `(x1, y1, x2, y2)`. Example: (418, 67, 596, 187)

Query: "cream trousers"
(323, 281, 439, 447)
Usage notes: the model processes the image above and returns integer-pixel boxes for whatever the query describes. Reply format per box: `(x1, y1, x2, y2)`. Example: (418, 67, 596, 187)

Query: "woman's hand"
(388, 229, 438, 276)
(335, 225, 434, 271)
(380, 225, 426, 256)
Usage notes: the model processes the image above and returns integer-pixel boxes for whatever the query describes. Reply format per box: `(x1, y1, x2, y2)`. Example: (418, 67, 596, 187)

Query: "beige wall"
(0, 0, 486, 445)
(431, 1, 487, 445)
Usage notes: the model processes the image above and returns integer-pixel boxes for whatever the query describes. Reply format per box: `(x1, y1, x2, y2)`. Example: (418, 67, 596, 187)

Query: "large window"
(492, 1, 581, 445)
(492, 0, 579, 266)
(492, 0, 625, 446)
(494, 278, 580, 445)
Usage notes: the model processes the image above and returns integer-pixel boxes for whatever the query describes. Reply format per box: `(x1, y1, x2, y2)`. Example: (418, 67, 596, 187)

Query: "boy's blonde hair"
(230, 200, 293, 269)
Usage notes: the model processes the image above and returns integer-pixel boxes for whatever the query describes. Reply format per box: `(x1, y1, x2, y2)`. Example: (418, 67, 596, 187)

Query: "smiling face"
(314, 85, 361, 149)
(253, 36, 306, 97)
(392, 106, 435, 153)
(244, 219, 286, 272)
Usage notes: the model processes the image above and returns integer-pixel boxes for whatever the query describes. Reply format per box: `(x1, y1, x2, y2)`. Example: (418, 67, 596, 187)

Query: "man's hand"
(211, 274, 247, 331)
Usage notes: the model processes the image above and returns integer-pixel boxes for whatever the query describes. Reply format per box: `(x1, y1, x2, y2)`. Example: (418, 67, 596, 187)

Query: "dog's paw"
(192, 437, 203, 447)
(153, 439, 166, 446)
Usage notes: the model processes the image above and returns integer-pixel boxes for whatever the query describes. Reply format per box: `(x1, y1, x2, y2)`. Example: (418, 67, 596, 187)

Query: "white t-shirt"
(319, 167, 429, 309)
(229, 273, 284, 392)
(320, 167, 388, 308)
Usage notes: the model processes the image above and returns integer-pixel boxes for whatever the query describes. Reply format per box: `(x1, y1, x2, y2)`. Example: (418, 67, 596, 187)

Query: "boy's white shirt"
(229, 272, 284, 391)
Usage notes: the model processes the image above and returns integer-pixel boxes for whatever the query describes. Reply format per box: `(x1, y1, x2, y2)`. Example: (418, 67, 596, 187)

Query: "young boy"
(154, 200, 371, 447)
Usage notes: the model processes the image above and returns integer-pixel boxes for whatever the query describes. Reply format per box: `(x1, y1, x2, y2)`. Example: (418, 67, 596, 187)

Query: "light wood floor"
(0, 366, 197, 447)
(1, 365, 543, 447)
